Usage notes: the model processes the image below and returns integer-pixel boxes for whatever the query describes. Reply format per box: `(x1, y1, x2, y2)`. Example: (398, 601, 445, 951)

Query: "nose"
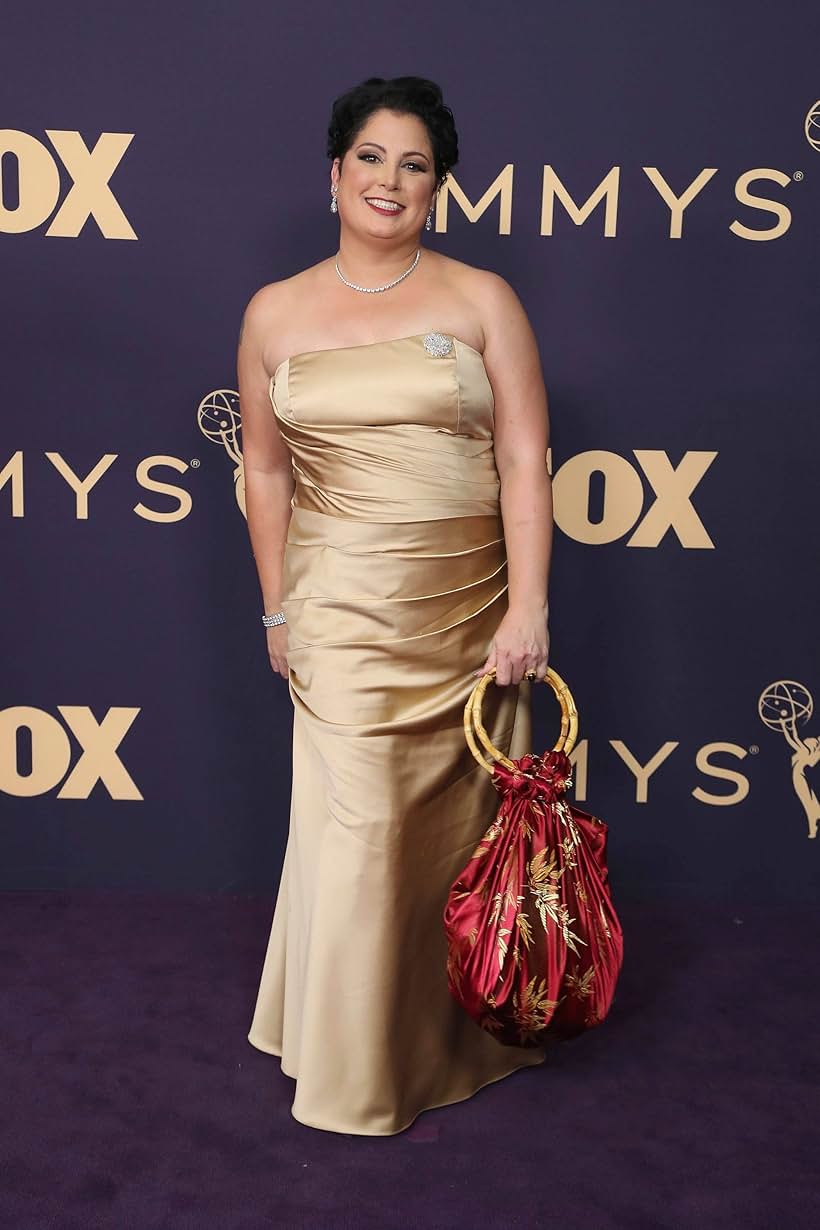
(379, 164, 400, 191)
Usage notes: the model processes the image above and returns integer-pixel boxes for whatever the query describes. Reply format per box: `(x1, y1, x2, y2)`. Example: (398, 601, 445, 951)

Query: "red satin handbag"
(443, 666, 624, 1046)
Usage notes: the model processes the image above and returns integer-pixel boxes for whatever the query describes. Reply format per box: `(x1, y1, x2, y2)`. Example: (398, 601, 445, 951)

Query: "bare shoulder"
(450, 261, 541, 384)
(464, 264, 526, 324)
(430, 250, 515, 297)
(239, 278, 288, 343)
(427, 252, 528, 349)
(240, 260, 325, 333)
(239, 259, 331, 371)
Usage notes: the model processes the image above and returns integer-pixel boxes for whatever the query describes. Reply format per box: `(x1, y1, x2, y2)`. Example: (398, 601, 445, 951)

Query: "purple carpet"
(1, 891, 817, 1229)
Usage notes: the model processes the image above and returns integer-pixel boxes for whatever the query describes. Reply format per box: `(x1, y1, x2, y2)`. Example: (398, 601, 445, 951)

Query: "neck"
(335, 232, 421, 284)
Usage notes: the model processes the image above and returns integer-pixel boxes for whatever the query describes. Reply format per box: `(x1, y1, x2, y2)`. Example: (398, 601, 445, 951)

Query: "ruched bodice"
(269, 333, 498, 521)
(248, 332, 545, 1135)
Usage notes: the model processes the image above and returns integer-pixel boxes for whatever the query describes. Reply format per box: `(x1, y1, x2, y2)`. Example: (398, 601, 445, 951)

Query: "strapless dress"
(247, 332, 546, 1135)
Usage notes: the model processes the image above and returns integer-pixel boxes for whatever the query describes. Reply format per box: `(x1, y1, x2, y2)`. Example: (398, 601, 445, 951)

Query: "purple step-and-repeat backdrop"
(2, 2, 818, 903)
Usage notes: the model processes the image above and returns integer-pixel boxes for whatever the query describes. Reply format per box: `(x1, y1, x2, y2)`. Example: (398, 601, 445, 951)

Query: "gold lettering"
(567, 738, 588, 801)
(134, 455, 192, 522)
(730, 169, 791, 240)
(0, 131, 61, 233)
(57, 706, 142, 800)
(553, 451, 644, 544)
(643, 167, 718, 239)
(0, 452, 24, 516)
(435, 165, 514, 234)
(610, 740, 679, 803)
(541, 166, 619, 236)
(45, 130, 136, 239)
(45, 452, 118, 519)
(0, 707, 71, 796)
(692, 743, 750, 804)
(628, 450, 717, 548)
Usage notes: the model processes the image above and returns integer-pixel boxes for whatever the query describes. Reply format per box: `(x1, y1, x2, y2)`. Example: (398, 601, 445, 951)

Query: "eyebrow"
(355, 142, 430, 161)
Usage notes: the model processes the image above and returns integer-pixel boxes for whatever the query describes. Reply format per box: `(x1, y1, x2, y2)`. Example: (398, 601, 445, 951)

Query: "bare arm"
(237, 287, 295, 680)
(473, 272, 553, 685)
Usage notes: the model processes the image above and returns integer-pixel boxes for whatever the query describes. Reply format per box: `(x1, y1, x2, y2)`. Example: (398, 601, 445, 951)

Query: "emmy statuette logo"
(804, 100, 820, 153)
(196, 390, 245, 518)
(758, 681, 819, 840)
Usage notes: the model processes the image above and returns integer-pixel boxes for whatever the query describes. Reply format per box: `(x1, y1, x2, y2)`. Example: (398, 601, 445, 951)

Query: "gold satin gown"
(247, 331, 546, 1135)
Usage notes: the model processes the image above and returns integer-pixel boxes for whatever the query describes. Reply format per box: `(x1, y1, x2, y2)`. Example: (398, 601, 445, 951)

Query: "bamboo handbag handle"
(463, 666, 579, 774)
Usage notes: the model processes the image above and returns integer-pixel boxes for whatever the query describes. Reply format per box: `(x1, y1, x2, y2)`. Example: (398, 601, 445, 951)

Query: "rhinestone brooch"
(422, 332, 453, 357)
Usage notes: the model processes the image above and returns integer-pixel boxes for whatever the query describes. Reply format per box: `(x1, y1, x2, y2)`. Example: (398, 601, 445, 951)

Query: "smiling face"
(330, 108, 437, 241)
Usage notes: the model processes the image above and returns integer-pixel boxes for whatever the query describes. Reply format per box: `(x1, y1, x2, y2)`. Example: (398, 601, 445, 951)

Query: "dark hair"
(326, 76, 458, 189)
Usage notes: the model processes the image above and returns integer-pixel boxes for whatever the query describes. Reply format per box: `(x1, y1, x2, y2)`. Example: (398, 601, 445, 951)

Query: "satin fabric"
(444, 750, 624, 1045)
(247, 333, 546, 1135)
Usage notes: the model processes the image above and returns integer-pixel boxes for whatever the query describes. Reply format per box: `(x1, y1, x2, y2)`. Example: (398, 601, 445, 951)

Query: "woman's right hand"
(266, 625, 290, 680)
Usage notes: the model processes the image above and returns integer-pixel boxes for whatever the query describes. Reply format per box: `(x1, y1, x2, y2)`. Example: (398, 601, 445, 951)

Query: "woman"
(237, 75, 553, 1136)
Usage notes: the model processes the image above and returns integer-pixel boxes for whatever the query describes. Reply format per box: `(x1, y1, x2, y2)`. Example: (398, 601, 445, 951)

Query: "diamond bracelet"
(262, 611, 287, 628)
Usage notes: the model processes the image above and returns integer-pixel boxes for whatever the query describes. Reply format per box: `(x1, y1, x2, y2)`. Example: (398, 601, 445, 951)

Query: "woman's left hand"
(473, 601, 550, 685)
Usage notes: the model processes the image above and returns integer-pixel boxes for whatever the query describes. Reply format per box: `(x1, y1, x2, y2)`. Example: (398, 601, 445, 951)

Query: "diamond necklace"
(335, 248, 420, 294)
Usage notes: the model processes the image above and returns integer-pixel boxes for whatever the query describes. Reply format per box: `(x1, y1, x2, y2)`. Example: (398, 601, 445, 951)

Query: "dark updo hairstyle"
(326, 76, 459, 190)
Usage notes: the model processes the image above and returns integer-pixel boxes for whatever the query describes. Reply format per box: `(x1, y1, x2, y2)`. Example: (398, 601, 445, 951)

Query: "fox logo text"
(0, 707, 142, 800)
(0, 130, 136, 239)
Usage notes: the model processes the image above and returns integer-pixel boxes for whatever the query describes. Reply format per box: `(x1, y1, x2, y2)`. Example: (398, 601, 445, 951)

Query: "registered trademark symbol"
(190, 458, 200, 468)
(793, 170, 804, 181)
(748, 745, 759, 755)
